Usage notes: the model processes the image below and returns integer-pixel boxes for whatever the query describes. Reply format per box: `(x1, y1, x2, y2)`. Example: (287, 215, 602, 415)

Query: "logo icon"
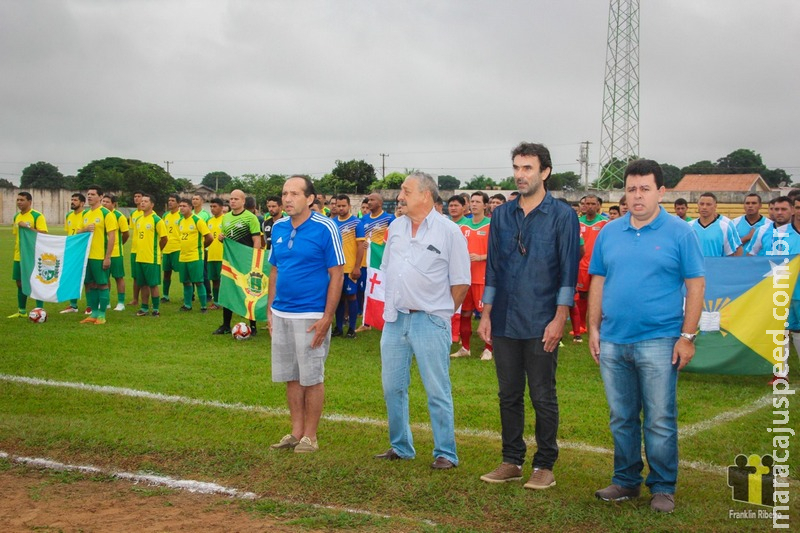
(36, 253, 60, 285)
(727, 454, 774, 507)
(246, 270, 264, 297)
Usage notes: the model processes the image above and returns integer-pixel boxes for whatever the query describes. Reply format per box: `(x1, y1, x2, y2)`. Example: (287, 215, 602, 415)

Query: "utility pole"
(579, 141, 591, 189)
(379, 153, 389, 179)
(598, 0, 639, 190)
(163, 160, 173, 174)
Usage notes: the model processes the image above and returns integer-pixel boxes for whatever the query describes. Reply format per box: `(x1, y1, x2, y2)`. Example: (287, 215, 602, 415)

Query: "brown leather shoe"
(374, 448, 404, 460)
(431, 457, 457, 470)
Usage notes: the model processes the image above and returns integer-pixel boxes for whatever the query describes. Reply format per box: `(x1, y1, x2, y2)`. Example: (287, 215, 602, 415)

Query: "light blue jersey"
(732, 214, 770, 255)
(688, 215, 742, 257)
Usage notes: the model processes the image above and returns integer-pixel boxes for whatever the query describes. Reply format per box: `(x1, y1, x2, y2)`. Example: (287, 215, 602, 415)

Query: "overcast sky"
(1, 0, 798, 186)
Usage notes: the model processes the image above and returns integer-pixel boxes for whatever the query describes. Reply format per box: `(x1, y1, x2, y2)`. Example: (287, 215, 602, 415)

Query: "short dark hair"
(361, 198, 369, 205)
(490, 193, 506, 203)
(244, 196, 257, 210)
(609, 205, 620, 214)
(699, 192, 718, 203)
(674, 198, 688, 207)
(471, 191, 489, 203)
(168, 193, 180, 202)
(18, 191, 32, 201)
(71, 192, 86, 202)
(624, 159, 664, 188)
(141, 193, 154, 203)
(511, 142, 553, 173)
(771, 196, 791, 206)
(744, 193, 762, 203)
(336, 193, 351, 205)
(103, 193, 117, 204)
(788, 189, 800, 202)
(447, 195, 466, 206)
(210, 198, 224, 207)
(265, 195, 281, 206)
(133, 190, 144, 196)
(87, 184, 103, 195)
(179, 197, 191, 206)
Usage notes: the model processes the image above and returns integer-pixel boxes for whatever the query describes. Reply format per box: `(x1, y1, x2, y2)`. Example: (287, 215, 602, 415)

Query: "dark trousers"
(492, 336, 559, 469)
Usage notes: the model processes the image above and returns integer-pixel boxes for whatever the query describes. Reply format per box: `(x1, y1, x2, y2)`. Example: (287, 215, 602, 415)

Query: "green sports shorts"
(178, 260, 204, 284)
(207, 261, 222, 282)
(109, 256, 125, 279)
(162, 250, 180, 272)
(129, 252, 137, 274)
(85, 258, 110, 286)
(12, 260, 21, 281)
(134, 262, 161, 287)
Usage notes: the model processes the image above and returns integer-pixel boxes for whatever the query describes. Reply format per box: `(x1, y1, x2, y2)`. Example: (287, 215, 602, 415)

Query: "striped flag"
(219, 239, 268, 321)
(19, 228, 92, 303)
(362, 240, 386, 330)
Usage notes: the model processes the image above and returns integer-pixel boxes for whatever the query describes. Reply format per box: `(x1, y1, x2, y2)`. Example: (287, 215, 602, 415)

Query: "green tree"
(715, 148, 764, 174)
(0, 178, 15, 188)
(370, 171, 406, 191)
(20, 161, 65, 189)
(680, 160, 715, 176)
(548, 171, 581, 191)
(174, 178, 194, 192)
(498, 176, 516, 190)
(465, 175, 497, 189)
(76, 157, 145, 192)
(596, 156, 636, 190)
(330, 159, 376, 194)
(437, 175, 460, 190)
(122, 163, 176, 214)
(314, 173, 354, 194)
(762, 168, 791, 188)
(202, 171, 232, 191)
(226, 174, 286, 206)
(661, 163, 682, 188)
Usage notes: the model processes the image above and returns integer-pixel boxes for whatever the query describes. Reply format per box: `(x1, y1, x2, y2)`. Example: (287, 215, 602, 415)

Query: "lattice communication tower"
(598, 0, 640, 190)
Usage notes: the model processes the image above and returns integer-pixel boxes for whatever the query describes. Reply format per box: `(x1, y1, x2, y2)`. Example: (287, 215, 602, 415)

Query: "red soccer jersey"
(579, 215, 609, 270)
(460, 217, 491, 284)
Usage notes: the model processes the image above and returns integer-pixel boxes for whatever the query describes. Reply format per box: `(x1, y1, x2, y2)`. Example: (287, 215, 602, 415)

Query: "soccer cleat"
(7, 312, 25, 319)
(331, 328, 343, 337)
(179, 305, 192, 312)
(208, 303, 221, 310)
(94, 317, 106, 325)
(135, 310, 149, 317)
(200, 308, 208, 314)
(80, 317, 97, 324)
(113, 303, 125, 312)
(84, 307, 92, 315)
(59, 306, 79, 314)
(212, 325, 231, 335)
(151, 310, 160, 317)
(480, 349, 493, 361)
(160, 296, 170, 303)
(573, 335, 583, 344)
(345, 328, 356, 339)
(450, 346, 470, 358)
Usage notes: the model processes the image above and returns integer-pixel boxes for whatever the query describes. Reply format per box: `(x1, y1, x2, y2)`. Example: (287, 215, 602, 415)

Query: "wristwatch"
(680, 332, 697, 343)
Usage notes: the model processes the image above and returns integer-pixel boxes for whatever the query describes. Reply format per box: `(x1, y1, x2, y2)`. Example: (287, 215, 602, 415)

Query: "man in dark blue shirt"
(478, 142, 579, 489)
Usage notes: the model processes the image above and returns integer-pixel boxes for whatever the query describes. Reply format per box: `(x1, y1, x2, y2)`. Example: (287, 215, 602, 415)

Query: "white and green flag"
(19, 228, 92, 303)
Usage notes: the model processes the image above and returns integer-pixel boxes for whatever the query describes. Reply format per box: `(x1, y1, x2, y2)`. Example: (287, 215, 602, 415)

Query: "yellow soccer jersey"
(162, 210, 182, 254)
(64, 210, 84, 235)
(110, 209, 129, 258)
(129, 209, 144, 254)
(82, 206, 118, 260)
(178, 214, 210, 263)
(13, 210, 48, 261)
(134, 213, 167, 265)
(206, 215, 224, 262)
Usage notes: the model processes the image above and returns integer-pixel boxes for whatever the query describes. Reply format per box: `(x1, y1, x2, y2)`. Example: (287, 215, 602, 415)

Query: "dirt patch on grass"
(0, 467, 297, 532)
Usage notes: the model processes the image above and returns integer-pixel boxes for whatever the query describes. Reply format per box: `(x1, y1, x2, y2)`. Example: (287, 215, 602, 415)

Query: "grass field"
(0, 225, 796, 531)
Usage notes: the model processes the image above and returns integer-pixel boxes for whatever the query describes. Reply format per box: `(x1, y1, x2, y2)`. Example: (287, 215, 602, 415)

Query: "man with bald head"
(354, 192, 395, 331)
(373, 172, 470, 469)
(212, 189, 262, 335)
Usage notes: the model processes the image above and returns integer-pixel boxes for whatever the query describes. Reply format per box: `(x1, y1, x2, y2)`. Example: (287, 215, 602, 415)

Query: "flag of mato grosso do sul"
(219, 239, 268, 322)
(362, 240, 386, 330)
(686, 255, 800, 375)
(19, 228, 92, 303)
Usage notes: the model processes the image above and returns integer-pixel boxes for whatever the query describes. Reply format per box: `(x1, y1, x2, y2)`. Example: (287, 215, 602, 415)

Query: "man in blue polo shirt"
(588, 159, 705, 514)
(688, 192, 742, 256)
(267, 175, 345, 454)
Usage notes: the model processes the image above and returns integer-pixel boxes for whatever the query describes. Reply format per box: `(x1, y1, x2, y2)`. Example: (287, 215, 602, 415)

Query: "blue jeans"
(599, 337, 679, 494)
(380, 311, 458, 464)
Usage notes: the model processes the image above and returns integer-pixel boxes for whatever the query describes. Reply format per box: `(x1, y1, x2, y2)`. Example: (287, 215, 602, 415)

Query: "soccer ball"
(28, 308, 47, 324)
(231, 322, 252, 340)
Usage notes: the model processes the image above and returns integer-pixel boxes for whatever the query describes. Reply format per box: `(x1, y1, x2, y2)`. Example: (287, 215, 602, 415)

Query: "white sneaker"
(113, 303, 125, 312)
(450, 346, 470, 358)
(480, 349, 493, 361)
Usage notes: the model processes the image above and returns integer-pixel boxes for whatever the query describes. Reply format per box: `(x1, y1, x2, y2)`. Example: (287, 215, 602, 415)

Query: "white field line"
(0, 374, 782, 479)
(678, 393, 772, 439)
(0, 451, 436, 527)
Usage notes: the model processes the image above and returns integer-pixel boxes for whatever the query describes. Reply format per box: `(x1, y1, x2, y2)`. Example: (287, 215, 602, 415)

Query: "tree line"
(12, 148, 791, 209)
